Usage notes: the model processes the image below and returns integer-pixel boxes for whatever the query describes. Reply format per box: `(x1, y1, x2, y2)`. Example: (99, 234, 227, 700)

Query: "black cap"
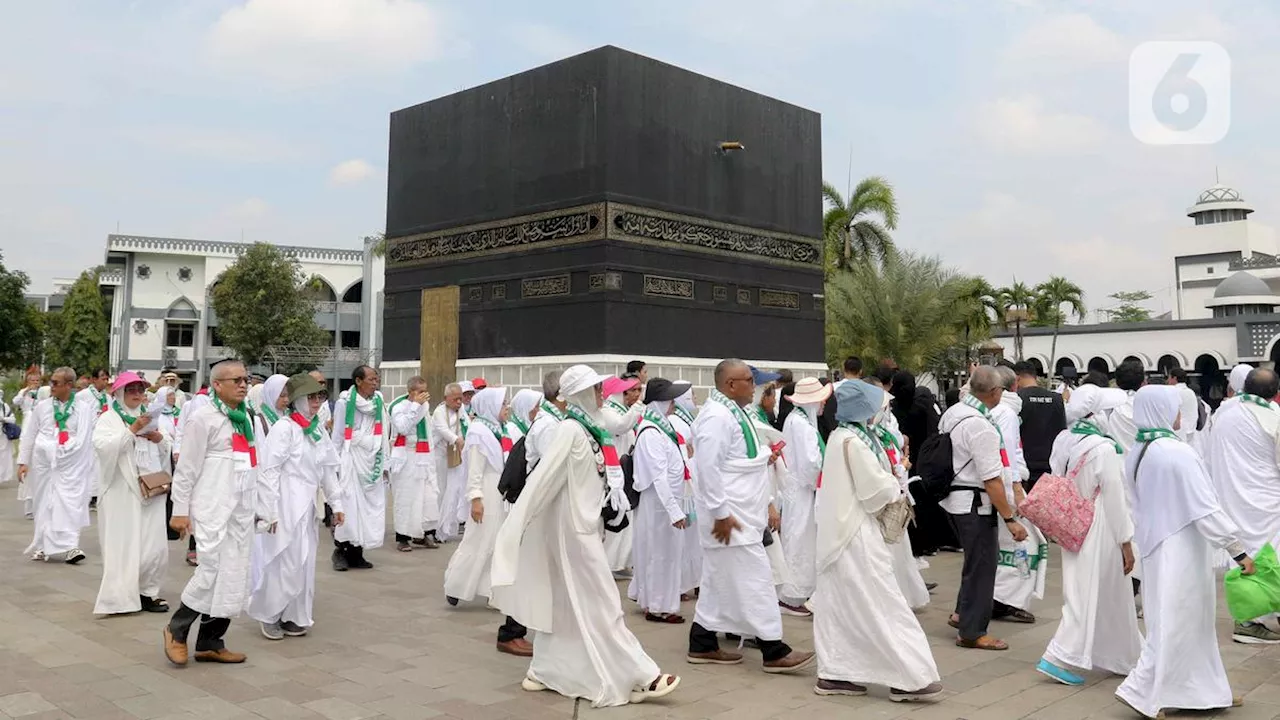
(208, 357, 240, 371)
(645, 378, 692, 402)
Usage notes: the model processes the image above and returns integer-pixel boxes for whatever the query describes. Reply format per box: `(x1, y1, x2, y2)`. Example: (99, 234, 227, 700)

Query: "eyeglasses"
(217, 376, 249, 386)
(728, 375, 754, 385)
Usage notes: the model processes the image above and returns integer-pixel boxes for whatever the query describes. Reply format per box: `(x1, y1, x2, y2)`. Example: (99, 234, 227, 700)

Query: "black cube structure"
(382, 46, 824, 391)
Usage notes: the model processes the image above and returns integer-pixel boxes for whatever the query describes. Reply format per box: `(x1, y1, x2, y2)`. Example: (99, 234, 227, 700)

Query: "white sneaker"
(916, 557, 930, 570)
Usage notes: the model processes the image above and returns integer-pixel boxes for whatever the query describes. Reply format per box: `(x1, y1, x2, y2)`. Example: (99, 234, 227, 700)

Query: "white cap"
(459, 381, 475, 393)
(1230, 364, 1252, 394)
(559, 364, 609, 399)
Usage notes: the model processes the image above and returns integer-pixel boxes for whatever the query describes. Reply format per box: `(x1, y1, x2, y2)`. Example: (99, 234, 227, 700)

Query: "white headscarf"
(1124, 385, 1223, 557)
(510, 389, 541, 435)
(463, 387, 509, 472)
(675, 386, 696, 415)
(1229, 364, 1252, 395)
(261, 374, 289, 414)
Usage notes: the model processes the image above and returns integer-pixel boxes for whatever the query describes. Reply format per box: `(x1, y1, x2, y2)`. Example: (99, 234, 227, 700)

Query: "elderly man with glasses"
(163, 358, 268, 666)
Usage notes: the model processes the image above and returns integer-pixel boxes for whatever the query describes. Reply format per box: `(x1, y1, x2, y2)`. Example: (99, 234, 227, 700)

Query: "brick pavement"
(2, 483, 1280, 719)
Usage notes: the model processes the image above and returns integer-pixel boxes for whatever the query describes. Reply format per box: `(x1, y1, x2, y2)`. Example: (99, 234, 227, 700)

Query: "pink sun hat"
(111, 371, 146, 393)
(601, 375, 639, 399)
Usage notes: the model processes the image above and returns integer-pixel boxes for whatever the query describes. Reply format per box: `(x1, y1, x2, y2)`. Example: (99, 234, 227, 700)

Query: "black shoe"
(447, 596, 459, 607)
(332, 549, 349, 572)
(140, 596, 170, 613)
(348, 547, 373, 569)
(925, 582, 938, 591)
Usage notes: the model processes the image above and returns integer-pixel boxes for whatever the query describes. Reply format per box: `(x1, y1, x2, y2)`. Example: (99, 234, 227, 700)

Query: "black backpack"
(617, 426, 659, 510)
(497, 435, 531, 504)
(910, 416, 977, 503)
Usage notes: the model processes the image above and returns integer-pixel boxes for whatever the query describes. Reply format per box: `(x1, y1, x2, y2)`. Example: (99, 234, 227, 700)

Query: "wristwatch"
(1002, 515, 1018, 524)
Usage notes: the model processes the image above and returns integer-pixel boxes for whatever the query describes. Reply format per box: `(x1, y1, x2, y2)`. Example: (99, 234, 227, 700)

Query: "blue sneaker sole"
(1036, 660, 1083, 686)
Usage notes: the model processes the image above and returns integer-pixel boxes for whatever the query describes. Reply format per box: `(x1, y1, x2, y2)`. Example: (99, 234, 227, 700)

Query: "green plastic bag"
(1224, 544, 1280, 623)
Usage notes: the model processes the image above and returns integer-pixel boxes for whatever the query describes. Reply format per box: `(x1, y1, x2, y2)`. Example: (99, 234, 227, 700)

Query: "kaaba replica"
(382, 45, 824, 392)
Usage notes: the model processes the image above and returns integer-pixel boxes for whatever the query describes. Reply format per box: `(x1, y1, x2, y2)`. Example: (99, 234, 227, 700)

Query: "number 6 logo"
(1129, 41, 1231, 145)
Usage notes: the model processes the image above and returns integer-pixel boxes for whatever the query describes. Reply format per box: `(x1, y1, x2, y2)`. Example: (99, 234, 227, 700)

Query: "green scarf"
(841, 421, 885, 463)
(961, 394, 1003, 449)
(709, 389, 758, 459)
(388, 394, 429, 447)
(511, 416, 530, 436)
(1071, 418, 1123, 453)
(343, 391, 385, 443)
(791, 405, 826, 455)
(53, 393, 76, 444)
(673, 404, 695, 427)
(92, 388, 108, 413)
(211, 395, 255, 442)
(1135, 427, 1179, 443)
(474, 414, 508, 442)
(260, 404, 280, 426)
(873, 425, 901, 451)
(290, 412, 324, 443)
(112, 400, 138, 426)
(606, 399, 629, 416)
(1239, 393, 1273, 410)
(539, 400, 566, 421)
(751, 404, 769, 425)
(642, 408, 680, 445)
(564, 403, 614, 448)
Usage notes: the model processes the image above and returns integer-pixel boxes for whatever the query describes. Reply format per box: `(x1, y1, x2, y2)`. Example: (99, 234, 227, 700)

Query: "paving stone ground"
(3, 483, 1280, 719)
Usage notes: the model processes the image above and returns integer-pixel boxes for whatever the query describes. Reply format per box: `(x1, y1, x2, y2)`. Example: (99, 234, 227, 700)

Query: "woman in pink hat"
(92, 371, 171, 615)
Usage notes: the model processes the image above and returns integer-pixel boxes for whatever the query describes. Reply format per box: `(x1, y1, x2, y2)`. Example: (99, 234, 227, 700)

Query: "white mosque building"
(994, 182, 1280, 404)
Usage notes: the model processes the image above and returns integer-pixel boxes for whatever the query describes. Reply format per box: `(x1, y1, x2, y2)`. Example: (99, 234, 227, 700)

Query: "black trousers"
(168, 603, 231, 651)
(689, 622, 791, 663)
(498, 616, 527, 643)
(394, 533, 415, 543)
(949, 511, 999, 642)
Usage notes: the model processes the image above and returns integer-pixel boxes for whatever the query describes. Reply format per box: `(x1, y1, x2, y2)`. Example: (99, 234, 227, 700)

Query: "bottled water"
(1014, 545, 1031, 578)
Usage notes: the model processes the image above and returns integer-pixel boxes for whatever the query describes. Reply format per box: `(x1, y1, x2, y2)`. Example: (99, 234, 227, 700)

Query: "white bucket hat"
(559, 364, 610, 399)
(786, 376, 832, 405)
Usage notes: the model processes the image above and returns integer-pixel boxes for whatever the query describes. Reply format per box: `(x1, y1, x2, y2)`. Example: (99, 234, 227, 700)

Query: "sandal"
(185, 551, 198, 567)
(644, 612, 686, 624)
(995, 608, 1036, 624)
(396, 542, 413, 552)
(630, 674, 681, 704)
(956, 635, 1008, 651)
(948, 615, 960, 629)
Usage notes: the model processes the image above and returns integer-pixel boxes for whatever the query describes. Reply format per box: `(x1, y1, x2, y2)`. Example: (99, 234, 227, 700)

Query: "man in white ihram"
(17, 366, 97, 564)
(491, 365, 681, 707)
(1206, 367, 1280, 644)
(163, 359, 265, 666)
(330, 365, 388, 571)
(686, 359, 815, 673)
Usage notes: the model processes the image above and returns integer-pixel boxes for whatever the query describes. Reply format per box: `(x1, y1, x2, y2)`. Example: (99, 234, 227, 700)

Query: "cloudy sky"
(3, 0, 1279, 320)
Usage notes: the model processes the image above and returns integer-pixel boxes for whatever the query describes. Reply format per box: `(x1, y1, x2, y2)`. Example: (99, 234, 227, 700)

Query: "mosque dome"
(1213, 271, 1271, 299)
(1196, 183, 1244, 205)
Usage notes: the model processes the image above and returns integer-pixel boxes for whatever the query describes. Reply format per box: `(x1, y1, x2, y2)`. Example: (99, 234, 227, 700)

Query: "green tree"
(957, 278, 1003, 366)
(211, 243, 329, 366)
(998, 280, 1037, 360)
(52, 269, 109, 373)
(0, 253, 40, 369)
(825, 252, 974, 372)
(1034, 276, 1087, 372)
(1104, 290, 1153, 323)
(822, 177, 898, 275)
(42, 310, 67, 369)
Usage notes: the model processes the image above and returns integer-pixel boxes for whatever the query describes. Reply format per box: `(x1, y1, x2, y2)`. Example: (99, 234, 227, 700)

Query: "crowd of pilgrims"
(2, 351, 1279, 716)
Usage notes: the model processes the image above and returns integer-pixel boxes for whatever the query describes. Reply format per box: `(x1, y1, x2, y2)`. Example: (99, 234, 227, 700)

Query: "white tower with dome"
(1172, 181, 1277, 320)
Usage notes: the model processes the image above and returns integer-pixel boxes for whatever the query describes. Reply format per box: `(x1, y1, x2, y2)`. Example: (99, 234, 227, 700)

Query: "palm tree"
(958, 278, 1004, 366)
(998, 280, 1037, 360)
(825, 252, 971, 372)
(1035, 276, 1086, 374)
(822, 177, 899, 275)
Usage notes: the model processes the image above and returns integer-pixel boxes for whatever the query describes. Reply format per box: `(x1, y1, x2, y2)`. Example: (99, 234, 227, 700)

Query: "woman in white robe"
(92, 372, 171, 615)
(1037, 384, 1141, 686)
(0, 392, 16, 488)
(507, 389, 541, 442)
(778, 379, 832, 616)
(491, 365, 679, 707)
(671, 387, 702, 596)
(249, 373, 346, 639)
(811, 380, 941, 701)
(1115, 385, 1253, 718)
(601, 379, 642, 574)
(870, 390, 930, 610)
(627, 380, 693, 621)
(15, 385, 47, 519)
(253, 375, 289, 440)
(444, 387, 510, 605)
